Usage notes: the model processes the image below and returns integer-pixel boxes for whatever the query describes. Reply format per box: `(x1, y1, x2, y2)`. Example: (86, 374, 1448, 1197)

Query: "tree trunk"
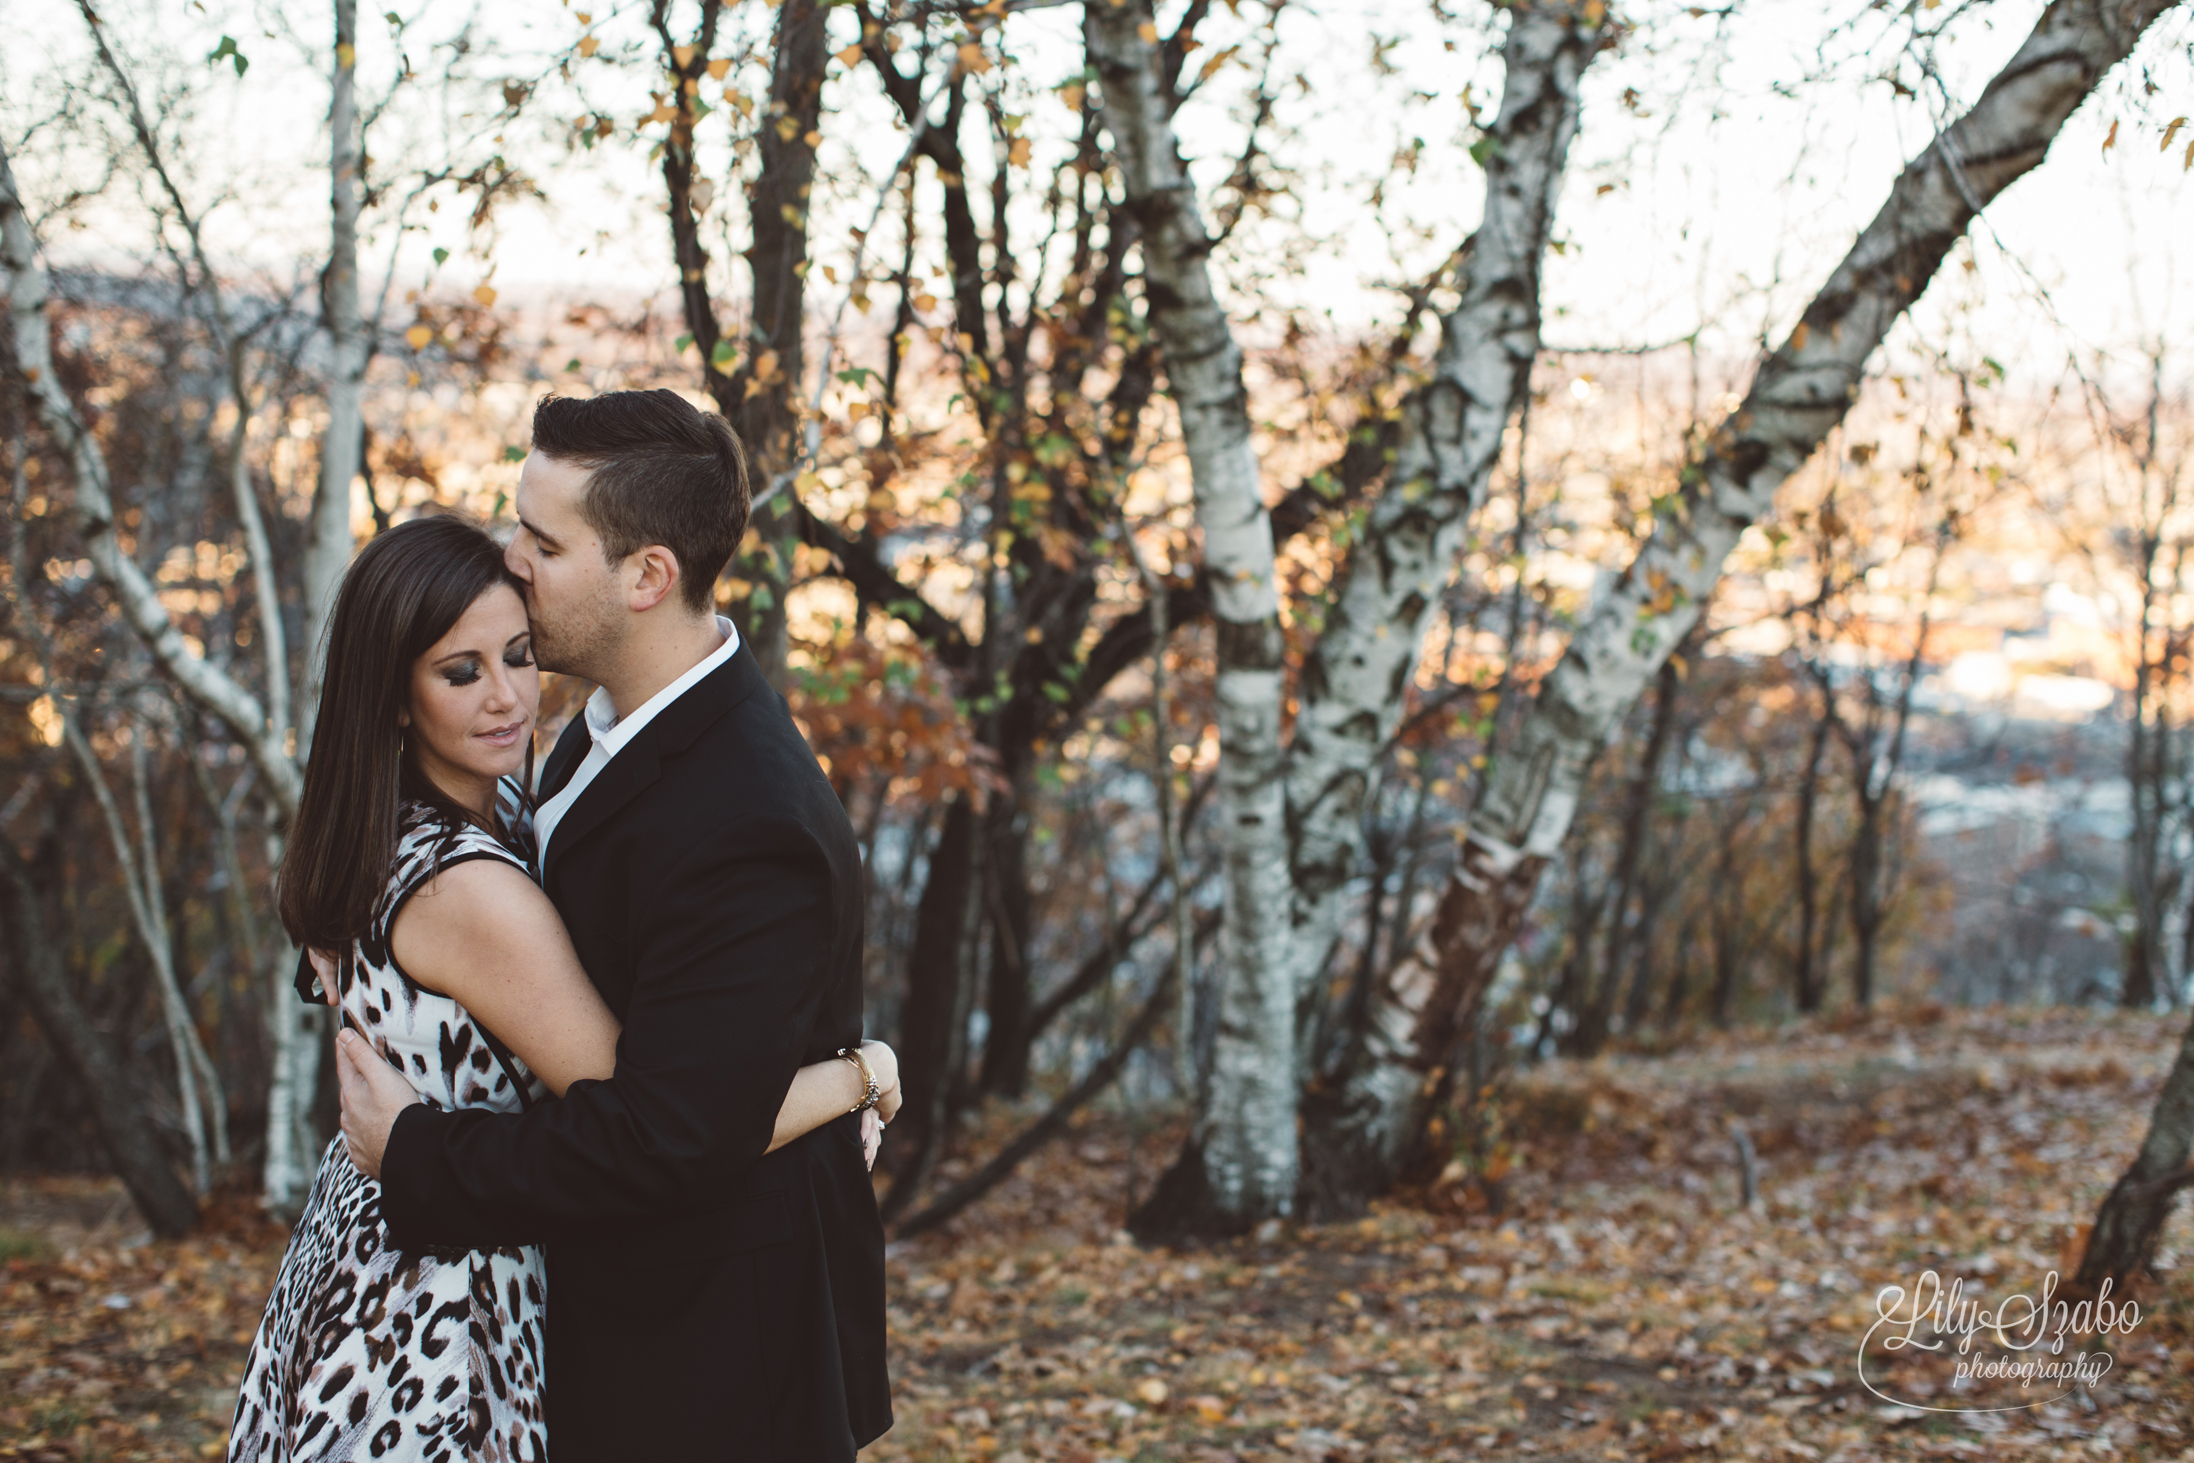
(881, 795, 982, 1218)
(1847, 782, 1886, 1008)
(1547, 859, 1604, 1058)
(307, 0, 366, 743)
(1622, 756, 1689, 1033)
(1347, 0, 2177, 1198)
(1284, 0, 1603, 1010)
(1575, 655, 1681, 1055)
(1709, 809, 1744, 1026)
(2079, 1012, 2194, 1291)
(978, 764, 1035, 1098)
(1793, 697, 1831, 1013)
(62, 713, 224, 1193)
(1281, 0, 1604, 1219)
(0, 834, 197, 1236)
(1, 142, 300, 816)
(736, 0, 828, 682)
(2127, 558, 2165, 1009)
(1843, 560, 1938, 1009)
(1091, 0, 1298, 1239)
(649, 0, 824, 681)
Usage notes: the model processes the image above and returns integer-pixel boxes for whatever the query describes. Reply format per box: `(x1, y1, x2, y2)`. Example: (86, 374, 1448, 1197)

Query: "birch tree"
(1087, 0, 1300, 1230)
(1091, 0, 1606, 1235)
(2, 0, 383, 1216)
(1309, 0, 2186, 1212)
(309, 0, 367, 732)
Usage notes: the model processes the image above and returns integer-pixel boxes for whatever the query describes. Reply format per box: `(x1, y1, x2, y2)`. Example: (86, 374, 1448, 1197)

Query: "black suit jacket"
(380, 643, 891, 1461)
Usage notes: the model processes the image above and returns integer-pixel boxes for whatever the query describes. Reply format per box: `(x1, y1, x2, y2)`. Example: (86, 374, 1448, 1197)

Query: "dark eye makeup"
(439, 642, 532, 688)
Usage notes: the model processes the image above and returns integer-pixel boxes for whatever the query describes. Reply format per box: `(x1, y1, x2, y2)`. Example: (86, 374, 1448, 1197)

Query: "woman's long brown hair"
(277, 514, 527, 953)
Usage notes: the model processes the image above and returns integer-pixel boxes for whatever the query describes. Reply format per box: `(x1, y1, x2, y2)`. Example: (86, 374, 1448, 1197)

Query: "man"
(335, 389, 891, 1460)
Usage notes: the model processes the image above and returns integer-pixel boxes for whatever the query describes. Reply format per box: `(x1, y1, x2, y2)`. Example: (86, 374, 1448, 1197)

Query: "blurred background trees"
(5, 0, 2194, 1257)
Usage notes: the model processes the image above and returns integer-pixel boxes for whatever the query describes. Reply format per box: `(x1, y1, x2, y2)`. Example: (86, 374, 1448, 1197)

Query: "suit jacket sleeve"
(377, 812, 832, 1249)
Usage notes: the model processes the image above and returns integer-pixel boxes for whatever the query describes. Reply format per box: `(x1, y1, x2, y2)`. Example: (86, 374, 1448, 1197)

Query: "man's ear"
(625, 544, 684, 613)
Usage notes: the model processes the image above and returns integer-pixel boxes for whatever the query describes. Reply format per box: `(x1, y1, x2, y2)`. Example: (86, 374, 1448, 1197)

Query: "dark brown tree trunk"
(733, 0, 829, 682)
(2079, 1013, 2194, 1293)
(1549, 863, 1604, 1057)
(2125, 571, 2165, 1009)
(1793, 700, 1831, 1013)
(652, 0, 824, 684)
(1621, 834, 1678, 1034)
(979, 765, 1035, 1097)
(0, 835, 197, 1237)
(1847, 792, 1886, 1008)
(1574, 656, 1680, 1055)
(880, 795, 983, 1219)
(1658, 907, 1701, 1030)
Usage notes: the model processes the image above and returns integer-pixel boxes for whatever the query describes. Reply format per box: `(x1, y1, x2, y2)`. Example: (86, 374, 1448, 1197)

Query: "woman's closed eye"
(441, 645, 529, 686)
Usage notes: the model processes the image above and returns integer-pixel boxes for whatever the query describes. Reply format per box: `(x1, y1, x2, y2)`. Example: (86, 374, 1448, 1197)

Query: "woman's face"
(402, 584, 539, 810)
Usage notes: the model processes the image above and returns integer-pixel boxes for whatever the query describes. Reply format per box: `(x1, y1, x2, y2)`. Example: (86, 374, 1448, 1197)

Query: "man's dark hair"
(529, 389, 749, 612)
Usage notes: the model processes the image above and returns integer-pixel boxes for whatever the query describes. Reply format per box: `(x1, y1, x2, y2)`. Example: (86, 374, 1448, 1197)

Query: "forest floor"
(3, 1004, 2192, 1461)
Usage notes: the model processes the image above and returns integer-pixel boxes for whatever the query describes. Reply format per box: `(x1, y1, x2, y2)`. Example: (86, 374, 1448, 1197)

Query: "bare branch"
(0, 142, 302, 819)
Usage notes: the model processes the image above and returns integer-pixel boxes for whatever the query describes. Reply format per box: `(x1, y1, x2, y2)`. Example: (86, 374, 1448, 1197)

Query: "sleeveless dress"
(229, 779, 551, 1463)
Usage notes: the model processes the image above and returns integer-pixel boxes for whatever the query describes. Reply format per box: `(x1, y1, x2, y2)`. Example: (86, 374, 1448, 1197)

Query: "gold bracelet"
(836, 1046, 881, 1114)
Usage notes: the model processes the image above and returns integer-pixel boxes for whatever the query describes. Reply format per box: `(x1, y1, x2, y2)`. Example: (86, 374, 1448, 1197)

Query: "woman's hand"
(855, 1040, 900, 1172)
(310, 948, 339, 1007)
(859, 1109, 883, 1170)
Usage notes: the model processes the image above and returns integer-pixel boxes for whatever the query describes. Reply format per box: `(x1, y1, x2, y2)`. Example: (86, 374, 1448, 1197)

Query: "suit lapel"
(538, 711, 592, 803)
(539, 644, 770, 894)
(543, 735, 662, 897)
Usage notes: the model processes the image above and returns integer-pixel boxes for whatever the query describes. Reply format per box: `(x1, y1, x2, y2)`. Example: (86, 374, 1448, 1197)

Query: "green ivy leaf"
(207, 35, 249, 77)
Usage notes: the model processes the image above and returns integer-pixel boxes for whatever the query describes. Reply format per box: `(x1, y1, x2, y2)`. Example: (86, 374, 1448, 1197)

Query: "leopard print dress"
(229, 781, 550, 1463)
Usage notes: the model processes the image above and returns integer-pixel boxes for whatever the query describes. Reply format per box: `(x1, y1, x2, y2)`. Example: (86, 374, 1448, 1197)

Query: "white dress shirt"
(534, 616, 743, 872)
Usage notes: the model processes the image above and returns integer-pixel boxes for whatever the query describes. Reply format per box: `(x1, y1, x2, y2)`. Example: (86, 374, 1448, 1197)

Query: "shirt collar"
(580, 615, 743, 755)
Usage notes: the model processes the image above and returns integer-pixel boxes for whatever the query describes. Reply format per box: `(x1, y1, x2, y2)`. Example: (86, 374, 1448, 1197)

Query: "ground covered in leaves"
(5, 1006, 2192, 1461)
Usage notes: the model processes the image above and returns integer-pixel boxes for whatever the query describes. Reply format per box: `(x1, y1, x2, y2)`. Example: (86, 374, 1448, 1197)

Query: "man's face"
(507, 453, 625, 680)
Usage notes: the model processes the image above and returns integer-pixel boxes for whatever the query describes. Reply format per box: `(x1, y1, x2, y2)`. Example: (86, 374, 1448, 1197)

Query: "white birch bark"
(75, 0, 297, 759)
(1089, 0, 1298, 1227)
(129, 724, 230, 1169)
(306, 0, 366, 746)
(264, 0, 367, 1215)
(60, 711, 223, 1192)
(10, 14, 319, 1205)
(1, 144, 303, 819)
(260, 927, 318, 1217)
(1465, 0, 2184, 881)
(1330, 0, 2187, 1197)
(1282, 0, 1602, 1004)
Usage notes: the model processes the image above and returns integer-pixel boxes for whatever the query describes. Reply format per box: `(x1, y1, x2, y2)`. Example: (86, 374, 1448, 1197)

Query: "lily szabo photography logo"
(1858, 1269, 2140, 1413)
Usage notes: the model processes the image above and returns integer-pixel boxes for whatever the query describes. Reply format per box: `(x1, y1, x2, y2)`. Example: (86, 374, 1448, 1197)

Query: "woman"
(227, 515, 896, 1462)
